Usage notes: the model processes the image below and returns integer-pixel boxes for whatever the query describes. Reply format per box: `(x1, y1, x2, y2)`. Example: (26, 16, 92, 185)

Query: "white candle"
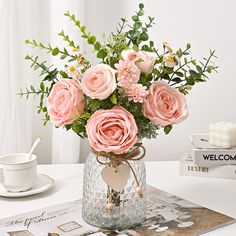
(209, 122, 236, 148)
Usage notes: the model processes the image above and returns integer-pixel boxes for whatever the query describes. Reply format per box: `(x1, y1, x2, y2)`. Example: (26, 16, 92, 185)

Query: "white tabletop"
(0, 161, 236, 235)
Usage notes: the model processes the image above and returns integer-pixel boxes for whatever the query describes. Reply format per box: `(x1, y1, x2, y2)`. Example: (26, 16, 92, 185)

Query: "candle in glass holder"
(209, 122, 236, 148)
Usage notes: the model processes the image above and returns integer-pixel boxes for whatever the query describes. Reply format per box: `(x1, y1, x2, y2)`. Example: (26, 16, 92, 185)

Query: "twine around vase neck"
(92, 145, 146, 167)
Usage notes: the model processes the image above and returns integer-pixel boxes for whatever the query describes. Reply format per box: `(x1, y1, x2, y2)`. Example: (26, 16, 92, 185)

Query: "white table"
(0, 161, 236, 235)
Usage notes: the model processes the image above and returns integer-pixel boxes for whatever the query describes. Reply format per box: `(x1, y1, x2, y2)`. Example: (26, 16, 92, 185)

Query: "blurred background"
(0, 0, 235, 163)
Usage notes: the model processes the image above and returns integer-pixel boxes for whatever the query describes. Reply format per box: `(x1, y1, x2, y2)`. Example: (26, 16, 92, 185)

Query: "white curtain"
(0, 0, 86, 163)
(0, 0, 33, 155)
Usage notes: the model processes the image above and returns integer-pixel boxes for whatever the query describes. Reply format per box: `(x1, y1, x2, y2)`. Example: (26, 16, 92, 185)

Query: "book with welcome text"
(190, 134, 236, 167)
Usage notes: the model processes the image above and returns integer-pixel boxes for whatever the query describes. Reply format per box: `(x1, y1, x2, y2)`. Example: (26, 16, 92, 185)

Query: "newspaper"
(0, 185, 235, 236)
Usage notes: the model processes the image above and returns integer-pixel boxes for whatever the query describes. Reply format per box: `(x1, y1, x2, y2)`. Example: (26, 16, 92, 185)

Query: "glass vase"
(82, 148, 147, 230)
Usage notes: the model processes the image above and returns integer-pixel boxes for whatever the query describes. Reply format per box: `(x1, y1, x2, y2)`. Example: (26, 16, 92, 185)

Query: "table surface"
(0, 161, 236, 235)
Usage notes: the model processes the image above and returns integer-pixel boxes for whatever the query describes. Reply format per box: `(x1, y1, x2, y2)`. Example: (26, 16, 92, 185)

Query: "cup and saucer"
(0, 153, 54, 198)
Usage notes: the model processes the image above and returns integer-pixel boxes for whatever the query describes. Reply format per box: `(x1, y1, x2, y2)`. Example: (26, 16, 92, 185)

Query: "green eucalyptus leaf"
(111, 93, 117, 104)
(172, 77, 182, 83)
(81, 112, 91, 119)
(175, 71, 184, 77)
(149, 41, 154, 47)
(139, 3, 144, 9)
(60, 54, 67, 60)
(60, 70, 68, 78)
(189, 70, 200, 79)
(132, 15, 139, 21)
(40, 82, 45, 91)
(52, 47, 59, 56)
(94, 41, 101, 50)
(88, 36, 96, 44)
(164, 125, 172, 134)
(81, 25, 86, 33)
(196, 65, 203, 73)
(186, 77, 195, 85)
(140, 32, 149, 41)
(133, 45, 139, 51)
(134, 22, 142, 28)
(30, 86, 36, 92)
(97, 49, 107, 59)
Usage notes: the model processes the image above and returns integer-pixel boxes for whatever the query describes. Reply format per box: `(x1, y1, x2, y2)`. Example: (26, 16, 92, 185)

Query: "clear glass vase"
(82, 149, 147, 230)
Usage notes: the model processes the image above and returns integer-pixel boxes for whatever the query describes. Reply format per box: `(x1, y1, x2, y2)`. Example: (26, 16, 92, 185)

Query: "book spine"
(180, 154, 236, 179)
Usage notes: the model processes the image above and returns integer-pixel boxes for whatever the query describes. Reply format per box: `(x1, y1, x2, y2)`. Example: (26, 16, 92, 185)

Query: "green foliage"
(64, 11, 102, 54)
(99, 33, 129, 67)
(58, 30, 78, 49)
(25, 39, 77, 62)
(20, 55, 59, 125)
(170, 49, 217, 95)
(127, 4, 155, 48)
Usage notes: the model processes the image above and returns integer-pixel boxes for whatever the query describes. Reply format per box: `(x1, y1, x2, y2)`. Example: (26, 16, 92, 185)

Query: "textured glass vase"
(82, 149, 147, 230)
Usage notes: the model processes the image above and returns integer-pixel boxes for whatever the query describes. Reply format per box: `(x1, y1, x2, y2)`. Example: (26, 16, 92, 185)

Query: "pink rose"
(86, 106, 138, 154)
(80, 64, 117, 100)
(121, 49, 156, 75)
(121, 49, 139, 62)
(136, 51, 156, 75)
(142, 81, 188, 126)
(47, 79, 85, 126)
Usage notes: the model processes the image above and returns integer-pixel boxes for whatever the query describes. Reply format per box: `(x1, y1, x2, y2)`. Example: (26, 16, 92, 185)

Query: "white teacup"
(0, 153, 38, 192)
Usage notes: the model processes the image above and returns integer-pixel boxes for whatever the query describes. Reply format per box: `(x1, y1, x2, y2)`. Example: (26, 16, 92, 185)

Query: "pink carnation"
(115, 60, 140, 87)
(124, 84, 149, 103)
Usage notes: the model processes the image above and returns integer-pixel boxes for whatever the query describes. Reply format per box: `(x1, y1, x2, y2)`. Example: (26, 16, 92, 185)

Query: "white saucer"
(0, 174, 54, 198)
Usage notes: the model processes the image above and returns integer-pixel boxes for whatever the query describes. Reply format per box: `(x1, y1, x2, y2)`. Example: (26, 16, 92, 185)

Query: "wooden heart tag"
(101, 163, 130, 192)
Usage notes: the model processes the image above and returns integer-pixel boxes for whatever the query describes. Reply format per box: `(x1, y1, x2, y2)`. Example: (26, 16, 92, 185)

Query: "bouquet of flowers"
(21, 3, 217, 155)
(20, 3, 217, 229)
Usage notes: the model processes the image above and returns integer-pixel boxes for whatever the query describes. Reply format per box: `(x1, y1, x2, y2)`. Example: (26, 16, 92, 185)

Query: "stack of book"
(180, 134, 236, 179)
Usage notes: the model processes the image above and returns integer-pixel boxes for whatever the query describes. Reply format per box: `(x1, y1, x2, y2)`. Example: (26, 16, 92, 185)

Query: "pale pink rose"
(124, 84, 149, 103)
(115, 60, 140, 87)
(121, 49, 138, 62)
(86, 106, 138, 154)
(163, 53, 179, 68)
(142, 81, 188, 126)
(121, 49, 156, 75)
(47, 79, 85, 126)
(80, 64, 116, 100)
(136, 51, 156, 75)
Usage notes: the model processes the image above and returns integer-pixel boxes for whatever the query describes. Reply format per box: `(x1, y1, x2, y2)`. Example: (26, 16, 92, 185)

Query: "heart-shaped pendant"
(101, 163, 130, 192)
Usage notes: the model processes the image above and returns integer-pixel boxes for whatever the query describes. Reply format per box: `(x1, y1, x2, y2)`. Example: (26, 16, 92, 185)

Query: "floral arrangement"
(20, 3, 217, 155)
